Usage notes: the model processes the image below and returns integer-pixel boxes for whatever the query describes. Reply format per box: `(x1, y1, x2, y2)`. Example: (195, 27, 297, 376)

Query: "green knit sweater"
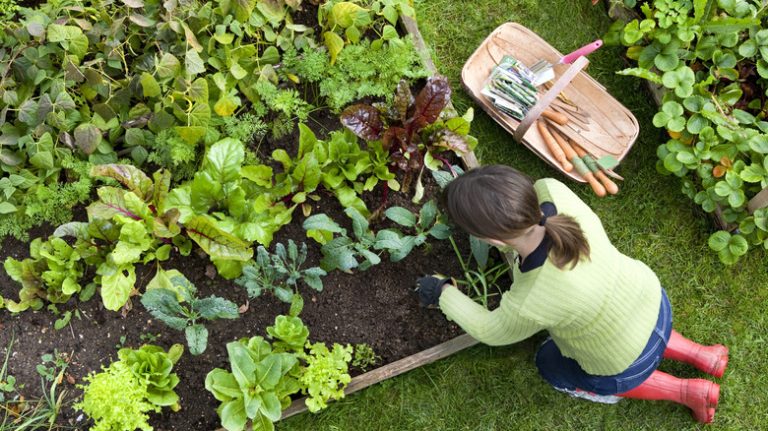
(439, 178, 662, 375)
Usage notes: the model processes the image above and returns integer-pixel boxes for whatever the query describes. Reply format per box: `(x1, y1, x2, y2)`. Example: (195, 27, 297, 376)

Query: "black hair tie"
(538, 215, 548, 226)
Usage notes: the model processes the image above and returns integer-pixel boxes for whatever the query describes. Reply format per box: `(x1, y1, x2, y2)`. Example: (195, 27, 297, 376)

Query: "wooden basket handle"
(514, 56, 589, 143)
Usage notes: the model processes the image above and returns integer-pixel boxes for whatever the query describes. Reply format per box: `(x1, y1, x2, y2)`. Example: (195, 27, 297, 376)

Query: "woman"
(416, 165, 728, 423)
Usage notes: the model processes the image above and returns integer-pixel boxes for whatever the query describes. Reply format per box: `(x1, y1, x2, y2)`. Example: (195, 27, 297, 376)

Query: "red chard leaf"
(407, 75, 450, 132)
(340, 104, 384, 141)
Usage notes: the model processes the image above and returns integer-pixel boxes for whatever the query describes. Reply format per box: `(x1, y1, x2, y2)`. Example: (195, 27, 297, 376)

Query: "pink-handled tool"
(530, 39, 603, 85)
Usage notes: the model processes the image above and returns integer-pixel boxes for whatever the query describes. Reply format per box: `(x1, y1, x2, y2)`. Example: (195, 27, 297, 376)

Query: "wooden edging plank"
(278, 333, 479, 421)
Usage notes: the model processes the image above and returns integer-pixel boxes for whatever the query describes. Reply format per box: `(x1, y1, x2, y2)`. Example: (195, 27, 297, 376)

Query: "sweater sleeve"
(438, 287, 543, 346)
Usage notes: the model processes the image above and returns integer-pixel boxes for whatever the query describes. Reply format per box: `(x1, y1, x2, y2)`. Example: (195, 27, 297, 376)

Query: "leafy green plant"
(0, 0, 18, 20)
(2, 237, 90, 312)
(205, 337, 301, 431)
(351, 343, 379, 372)
(300, 342, 353, 413)
(0, 333, 16, 404)
(141, 271, 239, 355)
(76, 344, 182, 431)
(117, 344, 184, 410)
(341, 77, 476, 195)
(303, 208, 382, 272)
(374, 200, 451, 261)
(236, 240, 326, 303)
(609, 0, 768, 263)
(76, 361, 159, 431)
(268, 315, 311, 352)
(320, 37, 429, 111)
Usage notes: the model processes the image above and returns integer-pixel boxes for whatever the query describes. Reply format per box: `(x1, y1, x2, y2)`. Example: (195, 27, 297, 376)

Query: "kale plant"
(141, 271, 240, 355)
(235, 240, 326, 303)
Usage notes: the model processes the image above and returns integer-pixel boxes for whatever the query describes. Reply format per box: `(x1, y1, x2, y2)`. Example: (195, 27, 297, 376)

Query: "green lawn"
(282, 1, 768, 430)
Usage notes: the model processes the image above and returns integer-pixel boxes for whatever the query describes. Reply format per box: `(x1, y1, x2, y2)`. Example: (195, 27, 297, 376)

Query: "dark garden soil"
(0, 112, 508, 430)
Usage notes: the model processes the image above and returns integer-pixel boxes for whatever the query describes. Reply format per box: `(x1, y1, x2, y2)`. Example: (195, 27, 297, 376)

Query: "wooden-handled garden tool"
(548, 126, 606, 197)
(537, 120, 572, 172)
(570, 141, 619, 195)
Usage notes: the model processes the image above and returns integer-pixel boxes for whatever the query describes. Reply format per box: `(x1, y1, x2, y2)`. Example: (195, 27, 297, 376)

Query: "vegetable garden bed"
(0, 1, 496, 430)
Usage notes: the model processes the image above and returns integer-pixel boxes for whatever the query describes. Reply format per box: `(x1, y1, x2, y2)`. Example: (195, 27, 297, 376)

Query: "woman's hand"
(415, 274, 455, 308)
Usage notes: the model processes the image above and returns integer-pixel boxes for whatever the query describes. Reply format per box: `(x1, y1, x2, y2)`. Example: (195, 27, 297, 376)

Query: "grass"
(282, 1, 768, 430)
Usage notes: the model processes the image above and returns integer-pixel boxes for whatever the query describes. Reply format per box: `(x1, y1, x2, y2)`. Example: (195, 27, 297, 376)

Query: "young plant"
(235, 240, 326, 303)
(117, 344, 184, 410)
(141, 271, 239, 355)
(341, 77, 476, 195)
(449, 236, 508, 308)
(1, 351, 70, 430)
(300, 342, 353, 413)
(76, 344, 182, 431)
(374, 200, 451, 261)
(351, 343, 379, 372)
(205, 337, 301, 431)
(303, 208, 382, 272)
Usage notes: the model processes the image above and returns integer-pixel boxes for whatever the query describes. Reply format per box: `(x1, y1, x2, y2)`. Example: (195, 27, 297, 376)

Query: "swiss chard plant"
(303, 208, 382, 272)
(141, 271, 240, 355)
(341, 77, 476, 197)
(374, 200, 451, 261)
(608, 0, 768, 263)
(235, 240, 326, 303)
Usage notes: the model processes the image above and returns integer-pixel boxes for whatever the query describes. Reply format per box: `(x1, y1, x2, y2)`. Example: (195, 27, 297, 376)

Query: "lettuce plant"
(205, 337, 301, 431)
(76, 344, 182, 431)
(117, 344, 184, 410)
(267, 315, 310, 353)
(300, 342, 353, 413)
(141, 271, 240, 355)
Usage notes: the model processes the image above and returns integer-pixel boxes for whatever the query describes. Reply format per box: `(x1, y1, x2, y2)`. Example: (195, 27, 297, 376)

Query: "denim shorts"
(534, 288, 672, 395)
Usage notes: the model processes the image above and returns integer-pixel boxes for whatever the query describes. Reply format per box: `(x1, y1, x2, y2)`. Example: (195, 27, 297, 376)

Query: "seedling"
(374, 200, 451, 261)
(141, 271, 239, 355)
(303, 208, 382, 273)
(449, 236, 508, 308)
(352, 343, 380, 372)
(235, 240, 327, 303)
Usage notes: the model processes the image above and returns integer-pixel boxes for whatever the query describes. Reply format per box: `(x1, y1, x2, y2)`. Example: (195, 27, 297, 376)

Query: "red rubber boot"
(617, 370, 720, 424)
(664, 330, 729, 378)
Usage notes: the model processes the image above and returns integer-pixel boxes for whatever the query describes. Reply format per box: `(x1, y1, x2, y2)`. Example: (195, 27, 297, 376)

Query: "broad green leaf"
(101, 267, 136, 311)
(220, 398, 248, 431)
(185, 49, 206, 75)
(324, 32, 345, 65)
(90, 164, 153, 200)
(384, 206, 416, 227)
(205, 369, 241, 401)
(204, 138, 245, 185)
(227, 342, 257, 388)
(140, 72, 161, 98)
(186, 324, 209, 355)
(303, 214, 344, 233)
(185, 216, 253, 261)
(189, 78, 209, 103)
(157, 53, 181, 78)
